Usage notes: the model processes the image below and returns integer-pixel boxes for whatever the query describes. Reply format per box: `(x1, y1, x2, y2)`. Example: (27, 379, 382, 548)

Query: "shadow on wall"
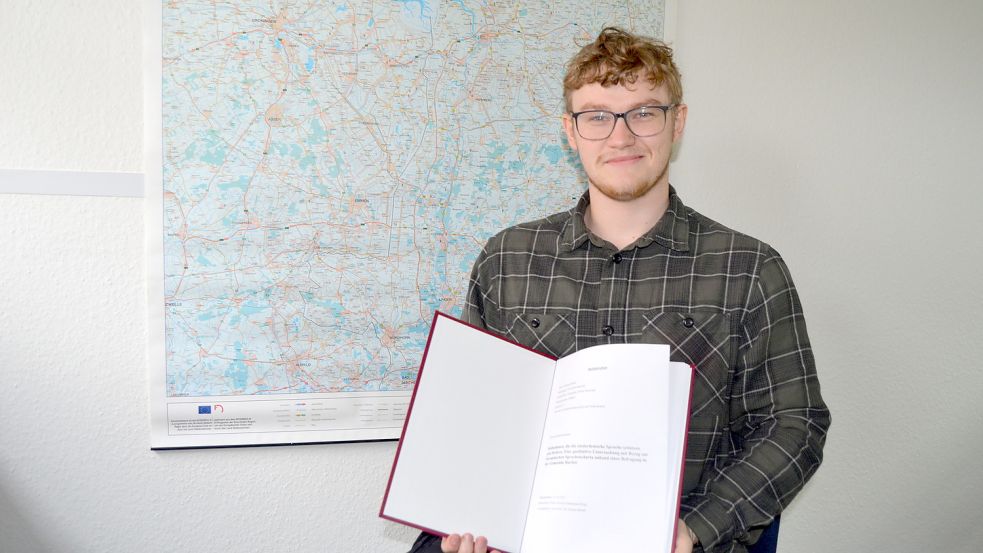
(0, 484, 52, 553)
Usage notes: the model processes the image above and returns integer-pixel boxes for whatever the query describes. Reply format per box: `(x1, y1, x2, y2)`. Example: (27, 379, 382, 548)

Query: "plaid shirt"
(457, 187, 830, 553)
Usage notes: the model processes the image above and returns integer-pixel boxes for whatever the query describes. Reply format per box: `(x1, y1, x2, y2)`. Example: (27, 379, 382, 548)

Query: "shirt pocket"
(503, 312, 577, 358)
(640, 310, 734, 416)
(682, 415, 723, 494)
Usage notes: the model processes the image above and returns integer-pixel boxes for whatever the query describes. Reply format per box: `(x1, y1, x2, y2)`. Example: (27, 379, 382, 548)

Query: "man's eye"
(586, 113, 611, 122)
(632, 110, 655, 120)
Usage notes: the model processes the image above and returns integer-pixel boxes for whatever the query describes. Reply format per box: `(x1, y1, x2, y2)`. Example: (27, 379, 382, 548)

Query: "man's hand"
(675, 519, 698, 553)
(440, 533, 500, 553)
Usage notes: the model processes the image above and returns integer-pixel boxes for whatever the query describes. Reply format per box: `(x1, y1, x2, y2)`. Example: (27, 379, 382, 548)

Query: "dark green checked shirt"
(461, 187, 830, 553)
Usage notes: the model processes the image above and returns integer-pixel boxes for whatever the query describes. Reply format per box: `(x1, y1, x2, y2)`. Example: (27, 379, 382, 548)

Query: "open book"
(380, 312, 693, 553)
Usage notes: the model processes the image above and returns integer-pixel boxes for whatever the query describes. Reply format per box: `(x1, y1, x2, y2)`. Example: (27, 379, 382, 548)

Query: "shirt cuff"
(682, 499, 741, 552)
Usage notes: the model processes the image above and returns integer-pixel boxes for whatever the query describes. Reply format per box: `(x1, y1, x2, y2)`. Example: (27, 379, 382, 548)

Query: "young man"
(409, 27, 829, 553)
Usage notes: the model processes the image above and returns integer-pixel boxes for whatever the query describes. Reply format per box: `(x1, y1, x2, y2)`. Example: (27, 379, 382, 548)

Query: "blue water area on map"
(196, 254, 213, 267)
(300, 42, 317, 73)
(271, 142, 305, 160)
(325, 155, 343, 177)
(197, 310, 219, 321)
(307, 119, 327, 144)
(301, 292, 345, 315)
(225, 342, 249, 389)
(299, 154, 316, 170)
(336, 5, 348, 12)
(484, 141, 511, 176)
(221, 212, 239, 229)
(312, 177, 329, 196)
(199, 130, 228, 166)
(239, 302, 267, 316)
(395, 0, 431, 22)
(199, 147, 226, 165)
(541, 144, 565, 165)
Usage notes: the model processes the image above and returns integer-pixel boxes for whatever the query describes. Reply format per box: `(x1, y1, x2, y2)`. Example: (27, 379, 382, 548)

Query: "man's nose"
(607, 115, 636, 145)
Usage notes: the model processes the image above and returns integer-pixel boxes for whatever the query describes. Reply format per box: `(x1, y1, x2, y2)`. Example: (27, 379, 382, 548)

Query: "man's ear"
(562, 114, 579, 152)
(671, 103, 688, 143)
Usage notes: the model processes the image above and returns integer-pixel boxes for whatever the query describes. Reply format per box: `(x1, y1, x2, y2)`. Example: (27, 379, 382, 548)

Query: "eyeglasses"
(570, 105, 676, 140)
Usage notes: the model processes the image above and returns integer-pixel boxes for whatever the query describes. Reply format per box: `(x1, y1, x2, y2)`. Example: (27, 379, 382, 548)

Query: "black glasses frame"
(570, 104, 677, 140)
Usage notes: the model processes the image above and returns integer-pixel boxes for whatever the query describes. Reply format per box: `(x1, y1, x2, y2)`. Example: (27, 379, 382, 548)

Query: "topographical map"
(149, 0, 667, 447)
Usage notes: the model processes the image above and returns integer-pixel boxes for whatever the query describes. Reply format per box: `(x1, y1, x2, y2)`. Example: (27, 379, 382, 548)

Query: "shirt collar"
(561, 185, 691, 253)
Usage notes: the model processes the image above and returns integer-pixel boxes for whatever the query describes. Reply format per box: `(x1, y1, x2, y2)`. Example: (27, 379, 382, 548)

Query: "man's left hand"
(675, 519, 697, 553)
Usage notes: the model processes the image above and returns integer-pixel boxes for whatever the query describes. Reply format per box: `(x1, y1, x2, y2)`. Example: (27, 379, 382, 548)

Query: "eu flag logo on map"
(198, 405, 211, 414)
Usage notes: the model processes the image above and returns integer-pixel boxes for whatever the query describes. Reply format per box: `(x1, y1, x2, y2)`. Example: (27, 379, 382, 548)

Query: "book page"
(382, 314, 557, 553)
(520, 344, 675, 553)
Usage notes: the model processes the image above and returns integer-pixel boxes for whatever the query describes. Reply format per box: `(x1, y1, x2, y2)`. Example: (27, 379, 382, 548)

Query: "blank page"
(382, 314, 557, 552)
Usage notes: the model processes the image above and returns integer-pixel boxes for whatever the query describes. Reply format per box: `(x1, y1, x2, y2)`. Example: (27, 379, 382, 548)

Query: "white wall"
(1, 1, 981, 552)
(672, 1, 983, 551)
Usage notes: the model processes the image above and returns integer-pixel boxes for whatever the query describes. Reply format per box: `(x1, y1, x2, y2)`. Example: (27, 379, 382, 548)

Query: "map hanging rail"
(0, 169, 144, 198)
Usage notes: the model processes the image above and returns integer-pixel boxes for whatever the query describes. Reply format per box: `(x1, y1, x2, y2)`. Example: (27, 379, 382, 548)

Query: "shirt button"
(602, 325, 615, 336)
(682, 317, 695, 328)
(530, 318, 541, 328)
(612, 253, 623, 264)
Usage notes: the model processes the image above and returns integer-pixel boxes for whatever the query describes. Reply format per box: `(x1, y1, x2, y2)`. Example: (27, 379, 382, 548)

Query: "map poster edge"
(150, 391, 411, 449)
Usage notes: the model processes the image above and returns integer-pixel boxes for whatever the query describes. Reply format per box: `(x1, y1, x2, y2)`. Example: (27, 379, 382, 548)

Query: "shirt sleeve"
(461, 242, 493, 329)
(681, 248, 831, 552)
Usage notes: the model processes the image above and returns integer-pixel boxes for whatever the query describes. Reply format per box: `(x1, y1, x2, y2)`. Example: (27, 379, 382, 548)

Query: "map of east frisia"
(162, 1, 666, 398)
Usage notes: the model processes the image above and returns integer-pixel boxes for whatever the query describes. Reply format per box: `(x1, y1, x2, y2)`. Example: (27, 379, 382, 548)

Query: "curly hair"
(563, 27, 683, 111)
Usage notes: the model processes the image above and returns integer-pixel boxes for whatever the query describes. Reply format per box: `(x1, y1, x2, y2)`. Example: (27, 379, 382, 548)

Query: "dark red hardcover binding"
(669, 363, 697, 553)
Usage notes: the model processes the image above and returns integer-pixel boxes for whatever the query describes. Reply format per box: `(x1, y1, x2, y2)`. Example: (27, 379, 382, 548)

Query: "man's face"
(563, 79, 687, 202)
